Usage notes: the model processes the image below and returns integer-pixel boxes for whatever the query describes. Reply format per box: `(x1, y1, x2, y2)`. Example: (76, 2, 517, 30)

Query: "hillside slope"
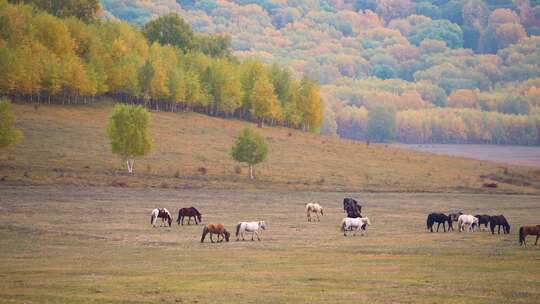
(1, 101, 539, 193)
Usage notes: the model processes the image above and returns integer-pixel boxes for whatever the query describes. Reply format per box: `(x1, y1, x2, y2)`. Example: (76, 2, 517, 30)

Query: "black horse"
(427, 213, 453, 232)
(177, 207, 202, 225)
(489, 215, 510, 234)
(343, 198, 362, 218)
(474, 214, 491, 231)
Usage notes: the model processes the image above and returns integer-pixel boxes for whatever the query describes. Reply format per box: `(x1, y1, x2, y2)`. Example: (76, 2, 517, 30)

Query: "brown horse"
(201, 223, 230, 243)
(519, 225, 540, 246)
(177, 207, 202, 225)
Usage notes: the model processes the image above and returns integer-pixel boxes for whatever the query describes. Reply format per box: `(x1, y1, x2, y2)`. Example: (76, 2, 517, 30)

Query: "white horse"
(458, 214, 478, 232)
(235, 221, 267, 241)
(151, 208, 173, 227)
(306, 202, 324, 222)
(341, 217, 371, 236)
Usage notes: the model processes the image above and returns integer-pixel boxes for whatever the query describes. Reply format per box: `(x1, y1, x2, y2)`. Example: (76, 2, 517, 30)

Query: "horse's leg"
(536, 235, 539, 246)
(210, 233, 214, 243)
(443, 222, 446, 232)
(188, 217, 191, 225)
(498, 225, 501, 234)
(256, 230, 261, 241)
(436, 222, 440, 232)
(181, 216, 184, 226)
(316, 212, 320, 222)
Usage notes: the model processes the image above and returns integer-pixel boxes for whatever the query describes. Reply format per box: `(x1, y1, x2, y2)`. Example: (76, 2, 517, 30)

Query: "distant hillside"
(2, 100, 539, 193)
(101, 0, 540, 144)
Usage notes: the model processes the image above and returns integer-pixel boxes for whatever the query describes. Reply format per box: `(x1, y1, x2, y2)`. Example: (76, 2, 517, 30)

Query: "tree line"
(0, 1, 323, 132)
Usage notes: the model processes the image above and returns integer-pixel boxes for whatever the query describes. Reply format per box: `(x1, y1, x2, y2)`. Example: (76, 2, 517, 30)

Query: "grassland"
(1, 101, 539, 194)
(0, 186, 539, 303)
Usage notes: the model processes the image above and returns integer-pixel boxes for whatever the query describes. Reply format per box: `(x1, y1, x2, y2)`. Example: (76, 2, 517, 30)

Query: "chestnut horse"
(201, 223, 230, 243)
(519, 225, 540, 246)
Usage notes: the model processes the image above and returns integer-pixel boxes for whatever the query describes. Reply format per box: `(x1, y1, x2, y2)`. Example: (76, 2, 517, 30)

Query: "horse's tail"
(519, 226, 525, 245)
(235, 223, 241, 237)
(340, 218, 346, 232)
(201, 226, 208, 243)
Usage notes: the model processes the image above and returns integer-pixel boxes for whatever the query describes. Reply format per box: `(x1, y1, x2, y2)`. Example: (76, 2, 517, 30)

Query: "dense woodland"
(0, 0, 323, 131)
(1, 1, 540, 144)
(101, 0, 540, 145)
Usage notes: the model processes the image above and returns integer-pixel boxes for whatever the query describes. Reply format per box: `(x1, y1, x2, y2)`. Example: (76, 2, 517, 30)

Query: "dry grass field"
(1, 101, 540, 194)
(0, 186, 539, 303)
(1, 101, 539, 303)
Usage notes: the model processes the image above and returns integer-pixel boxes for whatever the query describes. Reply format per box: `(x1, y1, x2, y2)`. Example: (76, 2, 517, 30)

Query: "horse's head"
(167, 216, 172, 227)
(224, 229, 230, 242)
(320, 208, 324, 216)
(260, 221, 267, 230)
(197, 214, 202, 223)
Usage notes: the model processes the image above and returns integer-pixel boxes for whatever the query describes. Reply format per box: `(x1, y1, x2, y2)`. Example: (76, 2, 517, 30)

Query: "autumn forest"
(2, 0, 540, 144)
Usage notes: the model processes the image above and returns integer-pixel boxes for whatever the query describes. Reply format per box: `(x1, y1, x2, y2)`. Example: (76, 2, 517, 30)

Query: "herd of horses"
(426, 211, 540, 246)
(150, 198, 540, 246)
(150, 207, 267, 243)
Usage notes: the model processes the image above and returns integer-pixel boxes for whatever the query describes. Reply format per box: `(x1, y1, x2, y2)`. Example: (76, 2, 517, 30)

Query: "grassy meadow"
(1, 101, 540, 303)
(1, 101, 539, 194)
(0, 186, 539, 303)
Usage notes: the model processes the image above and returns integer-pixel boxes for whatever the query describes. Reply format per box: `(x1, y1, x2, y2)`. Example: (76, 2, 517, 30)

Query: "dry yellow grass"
(0, 186, 539, 303)
(1, 100, 539, 193)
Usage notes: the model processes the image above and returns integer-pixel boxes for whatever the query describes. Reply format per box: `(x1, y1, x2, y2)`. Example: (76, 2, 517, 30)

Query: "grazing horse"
(343, 198, 362, 218)
(426, 213, 452, 232)
(200, 223, 230, 243)
(150, 208, 173, 227)
(341, 217, 371, 236)
(306, 202, 324, 222)
(235, 221, 267, 241)
(519, 225, 540, 246)
(489, 215, 510, 234)
(177, 207, 202, 225)
(458, 214, 478, 232)
(475, 214, 491, 231)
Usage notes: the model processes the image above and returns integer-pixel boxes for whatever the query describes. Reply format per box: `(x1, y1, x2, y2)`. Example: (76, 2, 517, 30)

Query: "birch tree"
(107, 104, 152, 174)
(231, 128, 268, 180)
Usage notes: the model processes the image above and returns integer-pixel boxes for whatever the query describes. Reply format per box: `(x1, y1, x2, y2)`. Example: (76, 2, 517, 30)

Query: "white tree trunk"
(249, 164, 254, 180)
(126, 159, 135, 174)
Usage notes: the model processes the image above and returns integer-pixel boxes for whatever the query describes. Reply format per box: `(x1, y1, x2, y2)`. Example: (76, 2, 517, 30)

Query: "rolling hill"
(1, 100, 539, 193)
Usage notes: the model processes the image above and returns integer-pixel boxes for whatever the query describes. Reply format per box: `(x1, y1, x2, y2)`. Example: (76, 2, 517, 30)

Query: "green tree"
(107, 104, 152, 174)
(0, 98, 22, 149)
(408, 19, 464, 49)
(367, 104, 396, 142)
(143, 13, 195, 52)
(231, 128, 268, 180)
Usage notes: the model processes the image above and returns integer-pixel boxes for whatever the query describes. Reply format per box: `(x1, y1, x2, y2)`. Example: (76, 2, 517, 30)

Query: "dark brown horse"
(177, 207, 202, 225)
(427, 213, 453, 232)
(519, 225, 540, 246)
(475, 214, 491, 231)
(489, 215, 510, 234)
(343, 198, 362, 218)
(201, 223, 230, 243)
